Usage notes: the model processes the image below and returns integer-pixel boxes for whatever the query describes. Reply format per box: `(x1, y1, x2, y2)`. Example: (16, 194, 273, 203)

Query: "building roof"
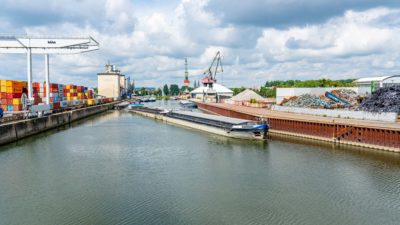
(231, 89, 266, 101)
(190, 83, 233, 94)
(355, 75, 400, 83)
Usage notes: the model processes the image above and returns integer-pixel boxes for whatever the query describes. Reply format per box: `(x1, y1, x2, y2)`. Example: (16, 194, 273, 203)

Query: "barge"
(129, 107, 269, 140)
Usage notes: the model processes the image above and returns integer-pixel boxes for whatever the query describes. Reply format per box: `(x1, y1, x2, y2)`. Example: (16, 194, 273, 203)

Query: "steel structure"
(0, 36, 99, 104)
(202, 51, 223, 88)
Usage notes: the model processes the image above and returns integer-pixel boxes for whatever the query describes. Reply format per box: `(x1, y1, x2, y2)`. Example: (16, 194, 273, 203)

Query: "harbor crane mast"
(202, 51, 223, 88)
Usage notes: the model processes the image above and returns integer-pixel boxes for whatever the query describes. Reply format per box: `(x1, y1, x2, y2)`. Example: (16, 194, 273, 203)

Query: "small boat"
(148, 97, 156, 102)
(179, 100, 197, 108)
(127, 103, 144, 109)
(129, 107, 268, 140)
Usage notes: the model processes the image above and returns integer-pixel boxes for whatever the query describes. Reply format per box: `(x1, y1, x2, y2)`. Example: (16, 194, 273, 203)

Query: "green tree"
(169, 84, 180, 96)
(232, 87, 246, 95)
(155, 88, 162, 96)
(256, 86, 276, 98)
(140, 87, 148, 96)
(163, 84, 170, 96)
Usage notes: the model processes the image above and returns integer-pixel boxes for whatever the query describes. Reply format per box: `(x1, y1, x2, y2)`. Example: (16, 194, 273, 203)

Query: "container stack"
(65, 85, 77, 101)
(43, 83, 63, 103)
(85, 88, 94, 99)
(0, 80, 27, 111)
(32, 82, 43, 105)
(77, 85, 85, 100)
(1, 79, 103, 111)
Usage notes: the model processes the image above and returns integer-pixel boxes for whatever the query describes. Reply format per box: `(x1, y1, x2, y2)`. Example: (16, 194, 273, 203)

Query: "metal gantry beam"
(0, 36, 99, 101)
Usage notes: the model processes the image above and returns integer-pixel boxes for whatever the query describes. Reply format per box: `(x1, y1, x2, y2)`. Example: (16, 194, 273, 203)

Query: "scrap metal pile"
(331, 89, 359, 105)
(282, 94, 332, 108)
(357, 86, 400, 113)
(282, 89, 360, 109)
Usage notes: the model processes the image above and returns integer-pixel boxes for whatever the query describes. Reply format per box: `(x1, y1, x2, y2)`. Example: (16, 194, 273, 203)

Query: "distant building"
(354, 75, 400, 91)
(190, 83, 233, 101)
(97, 64, 126, 98)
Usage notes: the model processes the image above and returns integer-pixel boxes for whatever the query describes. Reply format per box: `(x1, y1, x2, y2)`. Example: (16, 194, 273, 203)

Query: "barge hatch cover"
(171, 110, 251, 125)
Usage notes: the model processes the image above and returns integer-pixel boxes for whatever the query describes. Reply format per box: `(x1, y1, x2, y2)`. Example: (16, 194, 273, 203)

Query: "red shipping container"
(0, 104, 7, 111)
(6, 99, 12, 105)
(1, 92, 6, 99)
(12, 93, 22, 98)
(52, 102, 61, 109)
(7, 93, 13, 99)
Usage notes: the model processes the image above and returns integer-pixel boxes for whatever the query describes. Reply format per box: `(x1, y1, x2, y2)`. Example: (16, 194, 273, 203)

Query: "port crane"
(202, 51, 223, 88)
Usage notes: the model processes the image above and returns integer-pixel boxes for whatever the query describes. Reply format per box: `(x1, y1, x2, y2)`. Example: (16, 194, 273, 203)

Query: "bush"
(250, 98, 257, 104)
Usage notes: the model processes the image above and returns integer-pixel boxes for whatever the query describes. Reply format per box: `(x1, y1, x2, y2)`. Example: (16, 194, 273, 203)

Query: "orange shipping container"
(13, 87, 22, 93)
(13, 104, 22, 111)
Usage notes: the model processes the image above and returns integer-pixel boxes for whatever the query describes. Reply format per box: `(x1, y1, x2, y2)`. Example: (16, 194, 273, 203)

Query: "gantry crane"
(0, 36, 99, 105)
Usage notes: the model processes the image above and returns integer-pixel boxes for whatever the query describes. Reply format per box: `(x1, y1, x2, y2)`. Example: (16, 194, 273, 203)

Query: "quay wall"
(0, 103, 115, 146)
(196, 102, 400, 152)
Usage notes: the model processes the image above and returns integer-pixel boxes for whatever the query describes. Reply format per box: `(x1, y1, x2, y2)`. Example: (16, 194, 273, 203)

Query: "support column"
(27, 48, 33, 100)
(45, 54, 50, 104)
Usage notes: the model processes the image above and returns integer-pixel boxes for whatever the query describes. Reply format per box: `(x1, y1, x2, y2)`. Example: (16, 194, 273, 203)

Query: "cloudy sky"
(1, 0, 400, 88)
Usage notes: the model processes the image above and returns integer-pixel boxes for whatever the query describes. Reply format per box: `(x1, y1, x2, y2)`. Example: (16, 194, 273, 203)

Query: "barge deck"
(129, 107, 268, 140)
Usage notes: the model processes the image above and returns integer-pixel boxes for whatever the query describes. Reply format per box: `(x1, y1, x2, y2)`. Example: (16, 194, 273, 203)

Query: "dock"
(0, 101, 120, 146)
(195, 101, 400, 152)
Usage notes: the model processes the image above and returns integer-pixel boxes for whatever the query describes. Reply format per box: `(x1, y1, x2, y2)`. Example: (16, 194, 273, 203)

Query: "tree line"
(232, 79, 356, 98)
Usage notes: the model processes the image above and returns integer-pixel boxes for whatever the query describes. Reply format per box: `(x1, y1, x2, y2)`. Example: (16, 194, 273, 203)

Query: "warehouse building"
(97, 64, 127, 99)
(354, 75, 400, 91)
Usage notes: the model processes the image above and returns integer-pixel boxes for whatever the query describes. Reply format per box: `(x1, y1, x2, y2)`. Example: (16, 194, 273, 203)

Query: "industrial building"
(354, 75, 400, 91)
(190, 83, 233, 100)
(97, 64, 128, 99)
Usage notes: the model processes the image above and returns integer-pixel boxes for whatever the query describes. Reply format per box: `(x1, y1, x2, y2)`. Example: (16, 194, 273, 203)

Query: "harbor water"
(0, 105, 400, 225)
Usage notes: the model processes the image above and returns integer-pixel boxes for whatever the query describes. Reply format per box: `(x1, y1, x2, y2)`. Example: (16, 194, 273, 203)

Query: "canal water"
(0, 108, 400, 225)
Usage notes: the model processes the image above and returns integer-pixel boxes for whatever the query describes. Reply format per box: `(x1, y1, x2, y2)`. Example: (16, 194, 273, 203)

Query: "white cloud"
(1, 1, 400, 88)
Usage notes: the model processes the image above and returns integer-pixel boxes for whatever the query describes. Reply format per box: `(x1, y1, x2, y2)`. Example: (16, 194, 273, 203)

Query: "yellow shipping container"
(87, 99, 95, 105)
(72, 97, 78, 100)
(6, 87, 13, 93)
(6, 80, 13, 87)
(0, 80, 6, 86)
(0, 85, 6, 92)
(12, 98, 21, 104)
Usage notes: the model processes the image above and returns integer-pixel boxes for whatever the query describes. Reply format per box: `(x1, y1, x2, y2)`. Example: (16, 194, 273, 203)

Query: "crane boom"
(203, 51, 223, 86)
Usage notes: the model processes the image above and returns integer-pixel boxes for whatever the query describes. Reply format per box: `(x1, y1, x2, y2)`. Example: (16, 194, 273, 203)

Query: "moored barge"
(129, 107, 269, 140)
